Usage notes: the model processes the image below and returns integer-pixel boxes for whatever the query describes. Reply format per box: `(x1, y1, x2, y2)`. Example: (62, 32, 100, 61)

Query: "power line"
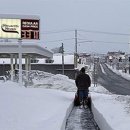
(78, 39, 128, 44)
(41, 29, 74, 34)
(78, 29, 130, 36)
(43, 38, 75, 43)
(41, 28, 130, 36)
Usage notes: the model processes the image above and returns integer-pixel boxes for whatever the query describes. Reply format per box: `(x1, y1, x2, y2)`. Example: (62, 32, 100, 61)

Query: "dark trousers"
(78, 90, 88, 102)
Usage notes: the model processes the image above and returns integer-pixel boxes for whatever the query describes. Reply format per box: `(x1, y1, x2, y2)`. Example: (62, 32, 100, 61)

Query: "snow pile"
(90, 85, 110, 94)
(90, 85, 130, 130)
(32, 73, 76, 92)
(1, 69, 130, 130)
(0, 81, 74, 130)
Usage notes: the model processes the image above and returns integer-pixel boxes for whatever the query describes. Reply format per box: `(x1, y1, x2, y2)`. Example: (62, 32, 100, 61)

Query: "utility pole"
(62, 43, 64, 75)
(74, 29, 78, 69)
(128, 42, 130, 74)
(129, 56, 130, 74)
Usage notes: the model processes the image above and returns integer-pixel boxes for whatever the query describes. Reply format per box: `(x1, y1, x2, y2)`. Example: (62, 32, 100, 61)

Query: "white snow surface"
(0, 81, 74, 130)
(52, 54, 74, 64)
(0, 69, 130, 130)
(100, 64, 106, 74)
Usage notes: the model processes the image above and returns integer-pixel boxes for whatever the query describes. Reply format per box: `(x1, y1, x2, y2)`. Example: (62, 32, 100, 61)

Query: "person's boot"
(84, 98, 88, 109)
(79, 100, 83, 109)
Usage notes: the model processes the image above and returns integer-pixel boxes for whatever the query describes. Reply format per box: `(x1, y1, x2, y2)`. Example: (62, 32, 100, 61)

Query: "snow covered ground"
(0, 81, 74, 130)
(0, 67, 130, 130)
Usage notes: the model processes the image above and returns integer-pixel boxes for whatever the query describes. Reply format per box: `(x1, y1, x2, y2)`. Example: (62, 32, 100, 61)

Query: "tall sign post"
(0, 16, 40, 87)
(18, 39, 22, 87)
(20, 19, 40, 86)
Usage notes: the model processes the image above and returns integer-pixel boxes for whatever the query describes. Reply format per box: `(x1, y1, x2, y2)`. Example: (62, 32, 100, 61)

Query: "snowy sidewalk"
(66, 107, 99, 130)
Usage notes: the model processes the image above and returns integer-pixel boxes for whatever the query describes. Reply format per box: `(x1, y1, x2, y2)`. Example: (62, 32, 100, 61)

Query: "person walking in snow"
(75, 67, 91, 107)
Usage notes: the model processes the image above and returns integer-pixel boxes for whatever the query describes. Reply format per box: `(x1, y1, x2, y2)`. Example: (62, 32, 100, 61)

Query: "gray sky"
(0, 0, 130, 54)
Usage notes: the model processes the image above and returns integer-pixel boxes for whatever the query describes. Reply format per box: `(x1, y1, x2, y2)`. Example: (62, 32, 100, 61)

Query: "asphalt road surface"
(97, 63, 130, 95)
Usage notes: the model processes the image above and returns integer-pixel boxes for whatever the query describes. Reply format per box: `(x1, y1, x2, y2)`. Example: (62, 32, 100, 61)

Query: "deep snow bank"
(61, 102, 74, 130)
(90, 86, 130, 130)
(0, 82, 75, 130)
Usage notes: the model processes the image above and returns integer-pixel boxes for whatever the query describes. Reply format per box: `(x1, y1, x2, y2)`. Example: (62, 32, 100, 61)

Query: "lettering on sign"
(1, 24, 19, 34)
(0, 18, 40, 39)
(0, 19, 21, 39)
(21, 19, 39, 39)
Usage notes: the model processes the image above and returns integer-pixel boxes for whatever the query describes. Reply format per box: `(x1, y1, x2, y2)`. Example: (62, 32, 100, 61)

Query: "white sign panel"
(0, 19, 21, 39)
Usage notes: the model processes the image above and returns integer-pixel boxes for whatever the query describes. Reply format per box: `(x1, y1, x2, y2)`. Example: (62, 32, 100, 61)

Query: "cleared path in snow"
(65, 107, 100, 130)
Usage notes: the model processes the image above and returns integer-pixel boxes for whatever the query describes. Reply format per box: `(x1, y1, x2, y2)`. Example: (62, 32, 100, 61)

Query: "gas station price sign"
(21, 19, 39, 40)
(0, 18, 40, 40)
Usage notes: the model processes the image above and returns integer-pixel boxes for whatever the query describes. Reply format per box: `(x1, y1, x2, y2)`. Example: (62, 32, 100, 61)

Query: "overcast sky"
(0, 0, 130, 54)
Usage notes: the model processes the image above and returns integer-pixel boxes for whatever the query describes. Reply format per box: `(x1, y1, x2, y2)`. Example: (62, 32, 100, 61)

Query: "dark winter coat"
(75, 73, 91, 90)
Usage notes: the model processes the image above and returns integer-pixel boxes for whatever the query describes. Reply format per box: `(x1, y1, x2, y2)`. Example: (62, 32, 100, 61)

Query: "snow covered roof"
(0, 42, 53, 58)
(52, 54, 74, 64)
